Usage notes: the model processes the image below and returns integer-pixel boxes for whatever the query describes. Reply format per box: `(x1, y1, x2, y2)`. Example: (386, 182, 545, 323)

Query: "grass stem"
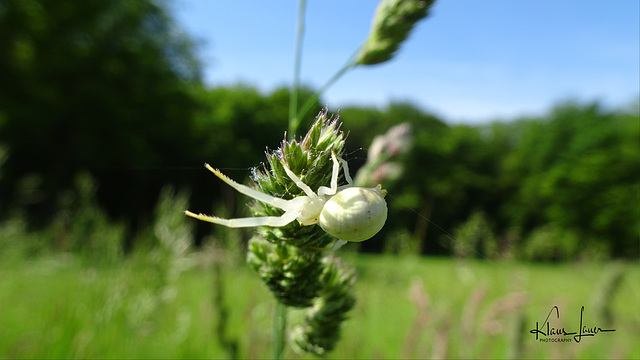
(288, 0, 307, 138)
(273, 301, 288, 359)
(293, 50, 359, 132)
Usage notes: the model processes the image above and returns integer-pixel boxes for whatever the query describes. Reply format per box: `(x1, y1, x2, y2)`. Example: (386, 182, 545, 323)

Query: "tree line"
(0, 0, 637, 259)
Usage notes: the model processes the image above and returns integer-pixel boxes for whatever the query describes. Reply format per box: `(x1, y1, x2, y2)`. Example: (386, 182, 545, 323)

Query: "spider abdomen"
(319, 187, 388, 242)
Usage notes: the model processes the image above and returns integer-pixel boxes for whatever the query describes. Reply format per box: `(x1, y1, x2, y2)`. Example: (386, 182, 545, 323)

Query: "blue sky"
(172, 0, 639, 123)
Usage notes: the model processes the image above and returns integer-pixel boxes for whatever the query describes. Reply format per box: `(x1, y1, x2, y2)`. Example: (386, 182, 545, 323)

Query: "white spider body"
(184, 152, 388, 244)
(319, 187, 388, 242)
(295, 195, 327, 226)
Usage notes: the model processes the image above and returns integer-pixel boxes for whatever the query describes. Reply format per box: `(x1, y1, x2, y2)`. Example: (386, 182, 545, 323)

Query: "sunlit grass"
(1, 252, 637, 359)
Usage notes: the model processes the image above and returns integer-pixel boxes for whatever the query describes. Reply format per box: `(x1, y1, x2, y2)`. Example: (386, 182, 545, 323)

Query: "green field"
(1, 253, 638, 359)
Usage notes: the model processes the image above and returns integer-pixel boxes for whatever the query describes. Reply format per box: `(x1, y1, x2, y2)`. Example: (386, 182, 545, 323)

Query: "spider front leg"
(337, 154, 353, 185)
(184, 164, 309, 228)
(319, 151, 351, 196)
(184, 209, 299, 228)
(204, 164, 292, 209)
(280, 163, 316, 198)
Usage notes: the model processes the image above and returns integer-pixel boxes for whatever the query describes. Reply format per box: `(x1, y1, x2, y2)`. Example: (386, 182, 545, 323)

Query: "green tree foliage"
(501, 102, 639, 258)
(191, 85, 321, 170)
(0, 0, 323, 251)
(0, 0, 635, 260)
(341, 103, 500, 255)
(0, 0, 202, 228)
(341, 101, 639, 259)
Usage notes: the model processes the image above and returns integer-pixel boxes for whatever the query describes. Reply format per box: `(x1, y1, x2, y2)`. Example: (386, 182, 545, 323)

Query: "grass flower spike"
(354, 122, 413, 187)
(357, 0, 435, 65)
(185, 110, 384, 355)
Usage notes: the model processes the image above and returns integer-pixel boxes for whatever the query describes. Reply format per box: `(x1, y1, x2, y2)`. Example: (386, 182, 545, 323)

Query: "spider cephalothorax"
(185, 151, 387, 245)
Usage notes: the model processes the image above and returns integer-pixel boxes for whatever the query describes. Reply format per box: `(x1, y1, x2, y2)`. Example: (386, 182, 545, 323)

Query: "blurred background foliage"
(0, 0, 638, 262)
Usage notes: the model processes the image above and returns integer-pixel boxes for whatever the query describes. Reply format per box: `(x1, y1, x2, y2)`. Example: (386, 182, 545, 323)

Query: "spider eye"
(318, 187, 388, 242)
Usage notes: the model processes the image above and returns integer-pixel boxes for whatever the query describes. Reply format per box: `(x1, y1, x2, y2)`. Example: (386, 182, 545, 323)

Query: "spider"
(184, 151, 388, 246)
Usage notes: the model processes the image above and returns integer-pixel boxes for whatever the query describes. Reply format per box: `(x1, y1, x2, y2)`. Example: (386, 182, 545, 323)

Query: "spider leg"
(332, 239, 348, 250)
(329, 151, 340, 192)
(280, 162, 316, 197)
(318, 151, 347, 196)
(337, 153, 353, 185)
(205, 164, 291, 209)
(184, 209, 298, 228)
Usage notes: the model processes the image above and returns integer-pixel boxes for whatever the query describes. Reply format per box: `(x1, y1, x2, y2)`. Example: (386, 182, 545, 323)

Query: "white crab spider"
(184, 152, 388, 245)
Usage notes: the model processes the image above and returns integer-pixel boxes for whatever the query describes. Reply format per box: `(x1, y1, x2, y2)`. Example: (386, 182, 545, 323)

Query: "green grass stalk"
(293, 53, 358, 135)
(279, 1, 308, 356)
(272, 301, 287, 359)
(288, 0, 307, 137)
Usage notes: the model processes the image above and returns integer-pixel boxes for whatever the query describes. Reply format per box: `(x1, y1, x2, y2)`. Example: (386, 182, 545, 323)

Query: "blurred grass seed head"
(357, 0, 435, 65)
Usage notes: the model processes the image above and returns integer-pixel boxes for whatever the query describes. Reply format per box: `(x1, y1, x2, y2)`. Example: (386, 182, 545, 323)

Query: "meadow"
(1, 250, 638, 359)
(2, 1, 638, 358)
